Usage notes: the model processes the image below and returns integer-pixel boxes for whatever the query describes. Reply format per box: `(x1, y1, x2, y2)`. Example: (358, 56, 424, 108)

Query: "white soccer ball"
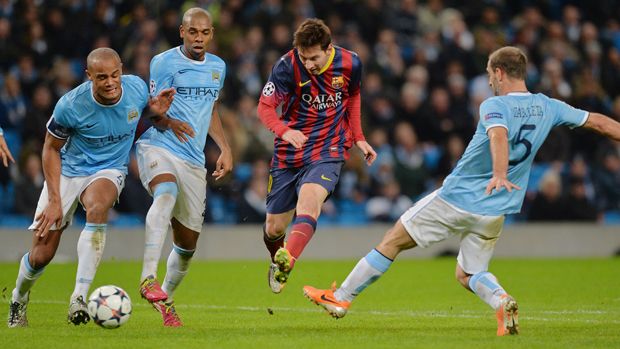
(87, 285, 132, 329)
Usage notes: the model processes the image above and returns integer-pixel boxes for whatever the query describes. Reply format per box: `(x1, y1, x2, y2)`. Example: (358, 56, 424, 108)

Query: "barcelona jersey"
(259, 46, 362, 168)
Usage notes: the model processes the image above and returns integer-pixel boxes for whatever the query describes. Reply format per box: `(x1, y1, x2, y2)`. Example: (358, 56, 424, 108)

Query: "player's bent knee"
(85, 201, 111, 222)
(264, 222, 286, 239)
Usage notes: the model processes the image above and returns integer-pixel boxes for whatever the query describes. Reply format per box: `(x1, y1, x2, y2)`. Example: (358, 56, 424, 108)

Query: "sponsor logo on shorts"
(149, 161, 158, 169)
(320, 174, 332, 182)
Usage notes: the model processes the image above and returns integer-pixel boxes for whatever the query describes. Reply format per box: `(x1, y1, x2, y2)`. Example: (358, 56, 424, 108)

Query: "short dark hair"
(488, 46, 527, 80)
(293, 18, 331, 50)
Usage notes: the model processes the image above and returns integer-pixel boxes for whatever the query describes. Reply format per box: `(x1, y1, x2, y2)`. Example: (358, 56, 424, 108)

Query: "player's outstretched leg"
(303, 248, 393, 318)
(152, 300, 182, 327)
(273, 214, 317, 288)
(140, 182, 178, 300)
(67, 295, 89, 325)
(303, 281, 351, 319)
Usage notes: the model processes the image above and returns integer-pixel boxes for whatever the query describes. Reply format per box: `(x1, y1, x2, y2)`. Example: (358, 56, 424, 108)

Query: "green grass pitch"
(1, 258, 618, 348)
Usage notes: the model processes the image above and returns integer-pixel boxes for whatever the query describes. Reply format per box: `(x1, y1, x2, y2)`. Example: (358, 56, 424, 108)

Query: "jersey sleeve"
(349, 53, 362, 95)
(479, 98, 509, 132)
(259, 56, 293, 108)
(149, 55, 173, 98)
(549, 98, 589, 129)
(46, 96, 73, 139)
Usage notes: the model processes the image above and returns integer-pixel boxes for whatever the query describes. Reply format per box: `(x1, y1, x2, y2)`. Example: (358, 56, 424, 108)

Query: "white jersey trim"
(484, 123, 508, 132)
(175, 46, 207, 65)
(90, 86, 124, 108)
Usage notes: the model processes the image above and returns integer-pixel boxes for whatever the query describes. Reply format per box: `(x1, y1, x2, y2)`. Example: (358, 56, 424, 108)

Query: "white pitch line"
(25, 299, 620, 325)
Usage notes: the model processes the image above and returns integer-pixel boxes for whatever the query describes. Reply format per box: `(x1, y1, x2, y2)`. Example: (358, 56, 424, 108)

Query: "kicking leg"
(303, 220, 416, 318)
(140, 174, 178, 302)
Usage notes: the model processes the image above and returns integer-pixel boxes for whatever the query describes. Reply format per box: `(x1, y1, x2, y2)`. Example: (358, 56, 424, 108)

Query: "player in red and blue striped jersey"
(258, 18, 377, 293)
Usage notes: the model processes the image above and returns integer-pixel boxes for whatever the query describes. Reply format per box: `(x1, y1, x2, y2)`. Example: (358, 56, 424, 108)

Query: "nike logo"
(178, 69, 191, 74)
(298, 80, 311, 87)
(321, 175, 332, 182)
(320, 294, 340, 305)
(85, 123, 96, 129)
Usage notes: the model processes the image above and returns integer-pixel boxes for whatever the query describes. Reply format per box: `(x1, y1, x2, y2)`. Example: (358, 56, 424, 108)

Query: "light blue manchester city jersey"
(138, 46, 226, 167)
(439, 92, 588, 215)
(47, 75, 148, 177)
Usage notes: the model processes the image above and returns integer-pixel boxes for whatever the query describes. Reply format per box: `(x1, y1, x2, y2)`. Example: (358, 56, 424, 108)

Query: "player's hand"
(0, 135, 15, 167)
(355, 140, 377, 166)
(212, 148, 233, 181)
(485, 176, 521, 195)
(282, 129, 308, 149)
(168, 118, 195, 143)
(34, 199, 63, 238)
(148, 88, 175, 115)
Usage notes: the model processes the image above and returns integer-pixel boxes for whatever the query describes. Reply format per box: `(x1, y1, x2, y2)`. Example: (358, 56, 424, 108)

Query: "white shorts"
(135, 143, 207, 232)
(400, 190, 505, 274)
(29, 169, 125, 230)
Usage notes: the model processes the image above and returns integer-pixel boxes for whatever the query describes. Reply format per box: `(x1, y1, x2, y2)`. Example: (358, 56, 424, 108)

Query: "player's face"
(86, 59, 122, 105)
(180, 15, 213, 61)
(486, 62, 501, 96)
(298, 44, 333, 75)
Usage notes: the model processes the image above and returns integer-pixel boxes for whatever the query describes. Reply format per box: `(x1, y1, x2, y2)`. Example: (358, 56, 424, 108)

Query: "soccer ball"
(87, 285, 132, 329)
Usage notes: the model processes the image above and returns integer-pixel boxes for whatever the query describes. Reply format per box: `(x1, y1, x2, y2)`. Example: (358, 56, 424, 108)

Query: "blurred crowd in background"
(2, 0, 620, 226)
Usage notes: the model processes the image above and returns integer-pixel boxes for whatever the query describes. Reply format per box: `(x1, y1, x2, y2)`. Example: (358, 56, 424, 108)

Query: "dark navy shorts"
(266, 160, 344, 214)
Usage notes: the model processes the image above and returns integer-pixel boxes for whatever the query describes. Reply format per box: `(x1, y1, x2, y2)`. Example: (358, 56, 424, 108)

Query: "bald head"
(179, 8, 214, 61)
(87, 48, 121, 70)
(182, 7, 211, 27)
(86, 47, 123, 105)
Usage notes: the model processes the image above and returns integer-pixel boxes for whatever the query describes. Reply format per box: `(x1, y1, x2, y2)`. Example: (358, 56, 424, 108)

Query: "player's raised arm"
(485, 127, 521, 195)
(582, 112, 620, 141)
(0, 128, 15, 167)
(35, 132, 67, 237)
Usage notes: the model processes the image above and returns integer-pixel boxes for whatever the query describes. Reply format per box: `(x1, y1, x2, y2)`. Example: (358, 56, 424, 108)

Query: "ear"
(494, 67, 503, 81)
(85, 69, 92, 81)
(179, 24, 184, 38)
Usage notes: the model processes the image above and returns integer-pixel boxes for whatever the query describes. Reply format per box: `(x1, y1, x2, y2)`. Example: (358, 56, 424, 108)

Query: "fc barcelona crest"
(212, 71, 221, 83)
(127, 109, 139, 122)
(331, 76, 344, 89)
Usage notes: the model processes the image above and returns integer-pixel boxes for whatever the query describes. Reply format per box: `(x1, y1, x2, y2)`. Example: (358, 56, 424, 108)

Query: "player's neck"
(500, 82, 528, 96)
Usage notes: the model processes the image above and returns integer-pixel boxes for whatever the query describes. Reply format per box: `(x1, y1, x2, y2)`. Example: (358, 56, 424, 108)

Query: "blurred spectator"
(13, 147, 43, 217)
(21, 83, 52, 146)
(392, 121, 428, 199)
(366, 180, 413, 222)
(0, 74, 27, 130)
(528, 170, 567, 221)
(564, 177, 599, 222)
